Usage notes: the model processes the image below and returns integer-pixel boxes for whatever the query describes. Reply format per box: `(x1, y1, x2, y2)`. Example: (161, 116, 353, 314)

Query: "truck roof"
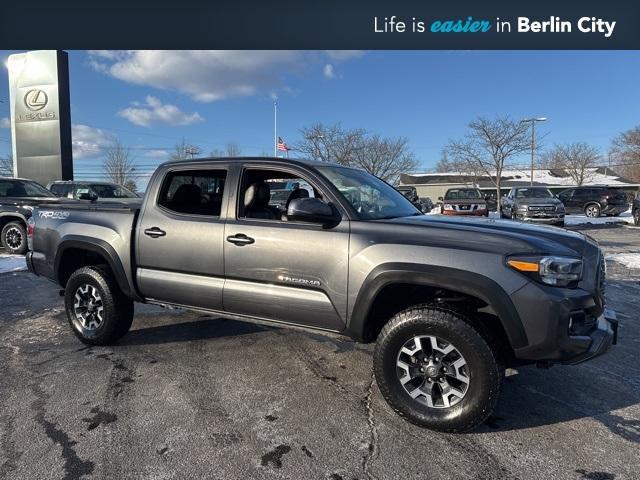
(160, 156, 346, 169)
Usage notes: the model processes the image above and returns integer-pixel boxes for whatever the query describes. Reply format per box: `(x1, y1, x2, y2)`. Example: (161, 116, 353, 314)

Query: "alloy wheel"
(73, 284, 105, 331)
(5, 226, 23, 251)
(396, 335, 470, 408)
(585, 205, 600, 218)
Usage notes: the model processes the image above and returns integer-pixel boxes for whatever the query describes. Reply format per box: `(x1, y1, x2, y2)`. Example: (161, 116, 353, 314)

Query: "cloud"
(323, 64, 336, 79)
(72, 124, 114, 159)
(0, 117, 10, 128)
(118, 96, 204, 127)
(88, 50, 364, 102)
(144, 149, 170, 159)
(324, 50, 365, 61)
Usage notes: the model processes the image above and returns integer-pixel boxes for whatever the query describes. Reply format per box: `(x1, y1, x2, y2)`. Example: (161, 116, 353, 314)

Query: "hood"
(515, 197, 562, 206)
(373, 214, 587, 257)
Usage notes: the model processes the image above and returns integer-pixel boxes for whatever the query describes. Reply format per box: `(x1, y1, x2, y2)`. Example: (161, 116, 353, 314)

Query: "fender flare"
(54, 236, 140, 300)
(0, 211, 28, 226)
(346, 263, 528, 348)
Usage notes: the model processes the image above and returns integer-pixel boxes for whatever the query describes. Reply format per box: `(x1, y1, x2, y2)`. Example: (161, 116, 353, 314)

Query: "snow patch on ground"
(565, 210, 635, 226)
(0, 254, 27, 273)
(606, 253, 640, 270)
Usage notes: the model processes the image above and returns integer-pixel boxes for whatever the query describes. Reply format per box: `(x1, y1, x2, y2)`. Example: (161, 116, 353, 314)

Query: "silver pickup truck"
(26, 157, 617, 432)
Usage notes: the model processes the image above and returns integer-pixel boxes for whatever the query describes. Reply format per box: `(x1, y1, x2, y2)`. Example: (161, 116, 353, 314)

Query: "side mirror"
(287, 197, 339, 225)
(438, 196, 443, 201)
(79, 192, 98, 202)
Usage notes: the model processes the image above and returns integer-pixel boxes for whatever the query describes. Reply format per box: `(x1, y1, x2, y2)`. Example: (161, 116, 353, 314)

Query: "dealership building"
(399, 167, 640, 201)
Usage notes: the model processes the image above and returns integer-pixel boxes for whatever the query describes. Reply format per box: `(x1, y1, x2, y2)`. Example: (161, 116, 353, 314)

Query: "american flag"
(277, 137, 289, 152)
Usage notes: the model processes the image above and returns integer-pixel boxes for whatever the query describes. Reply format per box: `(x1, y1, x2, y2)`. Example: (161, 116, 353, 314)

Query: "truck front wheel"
(64, 266, 134, 345)
(374, 306, 502, 432)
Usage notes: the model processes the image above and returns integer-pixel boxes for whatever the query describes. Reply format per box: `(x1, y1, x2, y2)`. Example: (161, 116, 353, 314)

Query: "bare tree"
(294, 122, 418, 183)
(170, 139, 202, 161)
(102, 140, 136, 186)
(210, 142, 242, 157)
(447, 116, 532, 204)
(294, 123, 365, 165)
(610, 125, 640, 181)
(350, 135, 418, 184)
(0, 153, 13, 176)
(545, 142, 600, 186)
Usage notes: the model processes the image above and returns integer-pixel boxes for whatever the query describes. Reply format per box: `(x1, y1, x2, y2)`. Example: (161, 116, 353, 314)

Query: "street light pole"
(273, 99, 277, 158)
(521, 117, 547, 186)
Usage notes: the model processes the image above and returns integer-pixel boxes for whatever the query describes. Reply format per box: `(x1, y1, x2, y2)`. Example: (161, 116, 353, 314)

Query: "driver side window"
(238, 168, 323, 222)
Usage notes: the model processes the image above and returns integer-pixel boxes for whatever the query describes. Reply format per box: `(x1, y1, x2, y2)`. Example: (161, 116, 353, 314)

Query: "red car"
(439, 188, 489, 217)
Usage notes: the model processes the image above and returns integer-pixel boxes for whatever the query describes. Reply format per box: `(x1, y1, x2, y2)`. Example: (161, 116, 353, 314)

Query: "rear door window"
(158, 169, 227, 216)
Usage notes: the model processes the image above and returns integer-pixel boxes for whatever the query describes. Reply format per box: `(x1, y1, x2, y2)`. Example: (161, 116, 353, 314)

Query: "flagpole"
(273, 99, 277, 157)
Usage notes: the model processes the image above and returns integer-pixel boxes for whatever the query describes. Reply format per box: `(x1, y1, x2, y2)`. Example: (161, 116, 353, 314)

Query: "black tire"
(1, 221, 28, 254)
(584, 203, 601, 218)
(64, 266, 134, 345)
(634, 209, 640, 226)
(374, 306, 502, 432)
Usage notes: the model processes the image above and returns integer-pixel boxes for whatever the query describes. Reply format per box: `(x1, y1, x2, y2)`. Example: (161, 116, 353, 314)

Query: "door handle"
(226, 234, 255, 246)
(144, 227, 166, 238)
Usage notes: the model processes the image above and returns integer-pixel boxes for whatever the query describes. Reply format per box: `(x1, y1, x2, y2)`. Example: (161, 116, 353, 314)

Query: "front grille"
(528, 205, 555, 212)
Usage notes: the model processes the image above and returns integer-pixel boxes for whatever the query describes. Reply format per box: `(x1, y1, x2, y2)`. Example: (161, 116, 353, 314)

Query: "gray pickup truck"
(26, 157, 618, 432)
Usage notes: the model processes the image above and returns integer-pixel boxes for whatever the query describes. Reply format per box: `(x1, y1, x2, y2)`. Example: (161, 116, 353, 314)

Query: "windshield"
(444, 189, 481, 200)
(318, 166, 421, 220)
(0, 179, 52, 198)
(89, 183, 137, 198)
(514, 188, 554, 199)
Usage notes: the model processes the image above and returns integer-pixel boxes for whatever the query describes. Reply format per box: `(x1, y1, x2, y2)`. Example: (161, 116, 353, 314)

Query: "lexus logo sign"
(24, 89, 48, 111)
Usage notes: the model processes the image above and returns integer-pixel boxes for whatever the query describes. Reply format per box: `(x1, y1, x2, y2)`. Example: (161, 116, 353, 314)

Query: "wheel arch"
(346, 263, 528, 350)
(0, 212, 28, 231)
(54, 237, 140, 300)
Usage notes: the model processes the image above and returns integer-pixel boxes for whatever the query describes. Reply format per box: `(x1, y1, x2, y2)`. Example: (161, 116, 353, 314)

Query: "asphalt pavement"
(0, 224, 639, 480)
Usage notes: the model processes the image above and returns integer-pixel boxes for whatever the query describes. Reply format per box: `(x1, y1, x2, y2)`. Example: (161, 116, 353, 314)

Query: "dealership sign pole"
(7, 50, 73, 185)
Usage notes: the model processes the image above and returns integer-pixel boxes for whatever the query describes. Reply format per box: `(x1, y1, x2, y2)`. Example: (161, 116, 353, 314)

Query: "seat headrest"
(244, 182, 271, 208)
(172, 184, 202, 206)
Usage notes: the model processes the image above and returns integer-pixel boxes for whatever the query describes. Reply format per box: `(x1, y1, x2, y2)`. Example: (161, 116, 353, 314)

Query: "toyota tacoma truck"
(26, 157, 618, 432)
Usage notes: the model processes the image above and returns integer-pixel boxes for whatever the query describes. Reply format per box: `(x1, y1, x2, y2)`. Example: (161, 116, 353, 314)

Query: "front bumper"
(442, 209, 488, 216)
(563, 308, 617, 365)
(510, 281, 617, 364)
(517, 214, 565, 224)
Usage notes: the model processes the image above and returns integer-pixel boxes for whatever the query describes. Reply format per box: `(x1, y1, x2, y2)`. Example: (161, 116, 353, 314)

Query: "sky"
(0, 50, 639, 187)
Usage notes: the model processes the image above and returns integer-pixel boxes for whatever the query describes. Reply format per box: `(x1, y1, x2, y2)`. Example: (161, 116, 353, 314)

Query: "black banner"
(0, 0, 638, 49)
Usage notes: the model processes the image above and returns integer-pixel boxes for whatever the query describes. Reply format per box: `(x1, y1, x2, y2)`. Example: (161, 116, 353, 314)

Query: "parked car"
(501, 187, 565, 227)
(557, 186, 629, 218)
(397, 185, 428, 212)
(633, 194, 640, 226)
(417, 196, 434, 213)
(27, 157, 617, 432)
(47, 180, 141, 204)
(0, 177, 58, 254)
(439, 188, 488, 216)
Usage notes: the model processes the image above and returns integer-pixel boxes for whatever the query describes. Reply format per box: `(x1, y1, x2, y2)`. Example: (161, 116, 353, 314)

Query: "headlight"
(443, 204, 454, 211)
(507, 256, 583, 287)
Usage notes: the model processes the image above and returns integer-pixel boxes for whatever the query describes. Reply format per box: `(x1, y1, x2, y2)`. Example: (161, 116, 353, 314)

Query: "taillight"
(27, 217, 35, 238)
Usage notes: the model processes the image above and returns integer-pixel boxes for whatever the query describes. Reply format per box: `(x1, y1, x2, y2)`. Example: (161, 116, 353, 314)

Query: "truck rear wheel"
(1, 221, 27, 254)
(374, 306, 502, 432)
(64, 266, 134, 345)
